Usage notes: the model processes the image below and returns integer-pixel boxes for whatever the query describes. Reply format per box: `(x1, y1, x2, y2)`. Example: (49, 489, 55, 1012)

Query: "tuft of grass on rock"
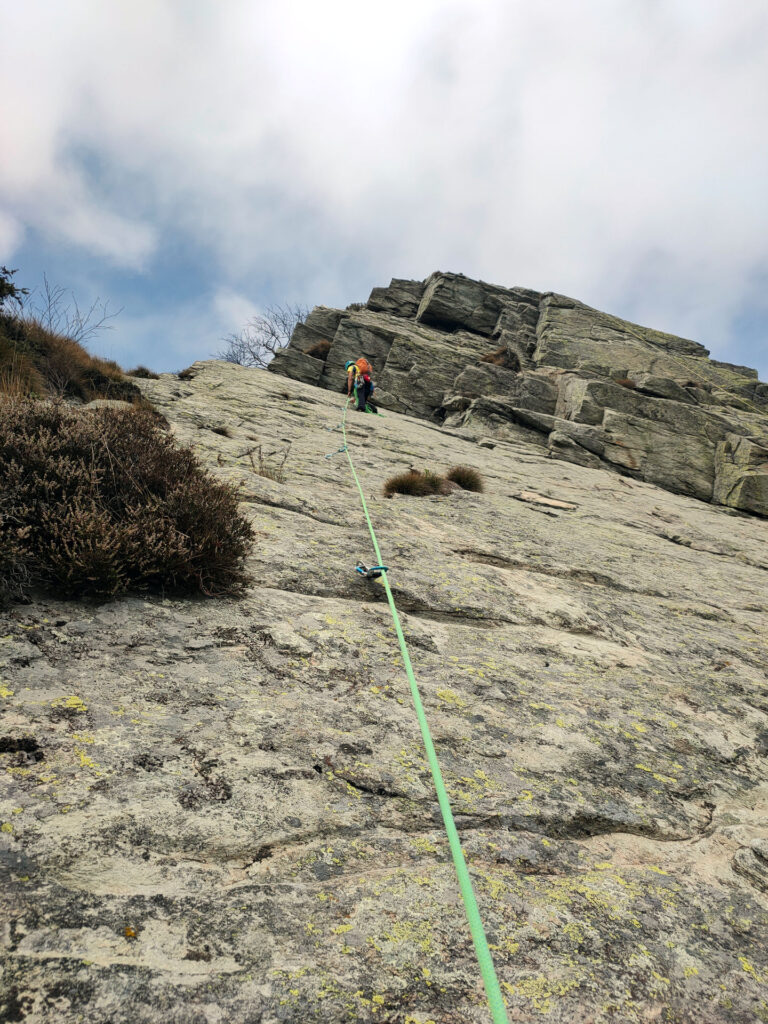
(303, 340, 331, 359)
(127, 365, 160, 379)
(446, 465, 484, 493)
(245, 443, 290, 484)
(479, 347, 520, 371)
(383, 469, 451, 497)
(614, 377, 637, 389)
(0, 398, 254, 602)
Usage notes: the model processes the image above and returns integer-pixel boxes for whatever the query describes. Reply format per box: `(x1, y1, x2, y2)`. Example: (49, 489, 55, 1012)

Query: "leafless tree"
(217, 302, 309, 368)
(28, 274, 123, 344)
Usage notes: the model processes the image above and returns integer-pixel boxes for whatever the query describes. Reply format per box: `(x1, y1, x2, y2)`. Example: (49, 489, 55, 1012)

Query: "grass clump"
(446, 465, 484, 492)
(243, 443, 290, 484)
(304, 339, 331, 359)
(614, 377, 637, 389)
(383, 469, 450, 497)
(127, 365, 160, 379)
(479, 346, 520, 371)
(0, 399, 254, 602)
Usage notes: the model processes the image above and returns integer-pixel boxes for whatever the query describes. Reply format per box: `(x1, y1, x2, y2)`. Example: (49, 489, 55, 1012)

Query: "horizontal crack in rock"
(454, 548, 668, 597)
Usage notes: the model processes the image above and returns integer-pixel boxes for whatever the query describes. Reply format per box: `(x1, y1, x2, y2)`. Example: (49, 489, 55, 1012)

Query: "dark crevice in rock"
(316, 758, 411, 799)
(334, 773, 405, 799)
(387, 594, 508, 629)
(453, 548, 669, 598)
(246, 493, 343, 527)
(251, 845, 273, 863)
(0, 736, 44, 757)
(257, 580, 508, 628)
(733, 844, 768, 893)
(0, 736, 45, 764)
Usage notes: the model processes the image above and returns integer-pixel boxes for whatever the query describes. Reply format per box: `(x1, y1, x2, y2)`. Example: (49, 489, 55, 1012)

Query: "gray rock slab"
(5, 360, 768, 1021)
(366, 278, 425, 318)
(416, 271, 513, 335)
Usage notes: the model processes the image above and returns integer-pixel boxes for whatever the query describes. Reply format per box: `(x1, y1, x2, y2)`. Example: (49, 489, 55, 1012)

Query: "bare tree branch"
(217, 302, 309, 368)
(28, 274, 123, 344)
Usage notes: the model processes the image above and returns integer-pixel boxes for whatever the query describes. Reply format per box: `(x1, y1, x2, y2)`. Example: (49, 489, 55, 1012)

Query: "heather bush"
(0, 399, 254, 601)
(446, 465, 484, 492)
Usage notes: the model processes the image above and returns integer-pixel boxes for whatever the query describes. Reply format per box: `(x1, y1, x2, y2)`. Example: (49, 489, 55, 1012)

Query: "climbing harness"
(337, 397, 510, 1024)
(355, 561, 388, 579)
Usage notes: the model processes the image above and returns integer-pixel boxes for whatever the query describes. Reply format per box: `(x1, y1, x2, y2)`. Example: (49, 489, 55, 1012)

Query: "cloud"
(1, 0, 767, 376)
(0, 210, 23, 256)
(213, 288, 260, 335)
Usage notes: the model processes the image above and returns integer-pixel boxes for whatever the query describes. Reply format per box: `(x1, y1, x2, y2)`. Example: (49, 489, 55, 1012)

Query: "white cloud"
(213, 288, 260, 334)
(0, 210, 23, 256)
(1, 0, 767, 371)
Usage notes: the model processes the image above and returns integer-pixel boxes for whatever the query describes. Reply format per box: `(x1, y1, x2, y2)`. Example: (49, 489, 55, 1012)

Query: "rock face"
(2, 360, 768, 1023)
(270, 272, 768, 517)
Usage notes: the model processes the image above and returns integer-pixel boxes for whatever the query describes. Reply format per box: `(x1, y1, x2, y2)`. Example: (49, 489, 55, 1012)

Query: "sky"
(1, 0, 767, 380)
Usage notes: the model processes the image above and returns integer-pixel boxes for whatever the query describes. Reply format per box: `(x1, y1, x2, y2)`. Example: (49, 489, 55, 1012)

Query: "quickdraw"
(355, 562, 388, 579)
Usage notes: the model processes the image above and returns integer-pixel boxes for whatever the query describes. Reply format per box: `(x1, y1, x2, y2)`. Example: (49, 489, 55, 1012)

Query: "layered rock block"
(270, 271, 768, 515)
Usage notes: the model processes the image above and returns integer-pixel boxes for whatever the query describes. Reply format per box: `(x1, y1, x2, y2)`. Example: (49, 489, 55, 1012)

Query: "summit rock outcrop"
(270, 272, 768, 517)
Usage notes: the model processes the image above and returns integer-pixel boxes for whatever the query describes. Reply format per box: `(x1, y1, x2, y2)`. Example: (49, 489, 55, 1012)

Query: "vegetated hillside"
(0, 311, 139, 402)
(270, 271, 768, 518)
(2, 360, 767, 1024)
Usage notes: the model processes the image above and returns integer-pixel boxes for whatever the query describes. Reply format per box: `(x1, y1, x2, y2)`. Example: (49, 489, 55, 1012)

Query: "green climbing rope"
(339, 399, 510, 1024)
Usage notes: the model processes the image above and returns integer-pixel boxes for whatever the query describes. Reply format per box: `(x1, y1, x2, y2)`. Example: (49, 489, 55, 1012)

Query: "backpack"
(355, 358, 373, 376)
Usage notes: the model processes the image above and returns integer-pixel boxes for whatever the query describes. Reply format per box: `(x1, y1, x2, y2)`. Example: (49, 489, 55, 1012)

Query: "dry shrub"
(383, 469, 450, 497)
(0, 360, 39, 398)
(0, 399, 254, 602)
(614, 377, 637, 389)
(304, 339, 331, 359)
(446, 465, 484, 492)
(130, 394, 169, 427)
(243, 443, 290, 484)
(0, 318, 46, 396)
(479, 347, 520, 371)
(480, 346, 506, 365)
(128, 365, 160, 379)
(0, 313, 137, 401)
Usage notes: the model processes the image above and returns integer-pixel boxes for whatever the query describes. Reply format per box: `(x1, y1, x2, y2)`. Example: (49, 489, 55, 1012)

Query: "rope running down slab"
(338, 398, 510, 1024)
